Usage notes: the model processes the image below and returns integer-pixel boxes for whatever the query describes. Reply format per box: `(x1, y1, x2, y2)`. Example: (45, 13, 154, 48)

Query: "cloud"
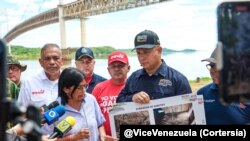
(3, 0, 225, 51)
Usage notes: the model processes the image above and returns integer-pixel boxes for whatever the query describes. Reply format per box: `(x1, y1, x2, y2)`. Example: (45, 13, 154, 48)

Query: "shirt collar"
(135, 59, 166, 78)
(57, 95, 88, 112)
(210, 83, 218, 90)
(40, 69, 61, 81)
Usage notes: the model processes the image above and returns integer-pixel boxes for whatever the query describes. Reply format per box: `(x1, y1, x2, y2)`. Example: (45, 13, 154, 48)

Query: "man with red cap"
(92, 51, 130, 136)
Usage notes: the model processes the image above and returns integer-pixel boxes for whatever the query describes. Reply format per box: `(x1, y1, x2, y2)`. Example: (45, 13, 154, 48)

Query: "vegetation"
(9, 45, 197, 60)
(11, 46, 41, 60)
(10, 45, 118, 60)
(189, 77, 212, 92)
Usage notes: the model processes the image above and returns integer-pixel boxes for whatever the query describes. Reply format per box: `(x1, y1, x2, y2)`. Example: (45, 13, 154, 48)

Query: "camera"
(0, 39, 7, 141)
(217, 1, 250, 104)
(0, 40, 41, 141)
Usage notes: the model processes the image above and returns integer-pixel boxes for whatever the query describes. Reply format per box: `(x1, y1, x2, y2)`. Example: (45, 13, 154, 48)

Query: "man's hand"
(101, 135, 118, 141)
(71, 128, 90, 140)
(132, 91, 150, 104)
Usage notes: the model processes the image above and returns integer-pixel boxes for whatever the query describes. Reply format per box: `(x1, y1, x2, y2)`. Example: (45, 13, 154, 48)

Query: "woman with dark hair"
(42, 67, 116, 141)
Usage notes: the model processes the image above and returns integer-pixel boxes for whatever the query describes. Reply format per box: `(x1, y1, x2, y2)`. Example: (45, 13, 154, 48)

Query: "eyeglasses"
(8, 65, 20, 71)
(108, 63, 126, 69)
(206, 63, 216, 71)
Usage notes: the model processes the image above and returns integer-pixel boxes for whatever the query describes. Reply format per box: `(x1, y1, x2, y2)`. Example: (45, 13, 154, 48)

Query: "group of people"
(5, 29, 250, 141)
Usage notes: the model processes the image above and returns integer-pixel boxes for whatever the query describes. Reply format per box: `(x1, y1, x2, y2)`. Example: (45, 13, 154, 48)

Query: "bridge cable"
(20, 0, 33, 21)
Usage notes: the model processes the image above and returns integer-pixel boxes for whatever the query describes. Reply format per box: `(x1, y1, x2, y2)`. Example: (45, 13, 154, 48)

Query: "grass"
(189, 77, 212, 92)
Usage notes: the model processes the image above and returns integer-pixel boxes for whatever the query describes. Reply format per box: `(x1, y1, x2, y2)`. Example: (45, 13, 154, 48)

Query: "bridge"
(3, 0, 170, 47)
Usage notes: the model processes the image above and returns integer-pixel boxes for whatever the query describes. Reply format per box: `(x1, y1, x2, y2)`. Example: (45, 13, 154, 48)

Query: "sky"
(0, 0, 224, 52)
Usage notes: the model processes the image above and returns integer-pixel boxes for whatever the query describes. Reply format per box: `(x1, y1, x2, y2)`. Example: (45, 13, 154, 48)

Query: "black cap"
(75, 47, 95, 60)
(134, 30, 160, 49)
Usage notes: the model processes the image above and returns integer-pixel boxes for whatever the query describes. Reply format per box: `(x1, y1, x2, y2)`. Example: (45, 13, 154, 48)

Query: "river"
(19, 51, 211, 81)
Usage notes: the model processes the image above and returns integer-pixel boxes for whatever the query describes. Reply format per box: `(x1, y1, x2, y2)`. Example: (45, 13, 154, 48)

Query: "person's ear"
(157, 46, 162, 53)
(127, 65, 131, 72)
(63, 87, 70, 95)
(107, 66, 112, 75)
(38, 58, 43, 66)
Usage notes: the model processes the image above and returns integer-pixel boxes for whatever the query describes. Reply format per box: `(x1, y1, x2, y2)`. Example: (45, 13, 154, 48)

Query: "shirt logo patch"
(81, 48, 88, 53)
(110, 53, 124, 60)
(137, 35, 148, 43)
(158, 79, 172, 86)
(32, 89, 44, 95)
(204, 99, 216, 103)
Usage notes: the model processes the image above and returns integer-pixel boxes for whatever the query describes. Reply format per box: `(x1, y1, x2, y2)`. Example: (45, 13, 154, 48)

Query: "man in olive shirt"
(7, 79, 19, 100)
(7, 55, 27, 99)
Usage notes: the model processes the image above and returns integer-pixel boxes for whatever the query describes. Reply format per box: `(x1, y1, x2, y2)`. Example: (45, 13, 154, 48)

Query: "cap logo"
(110, 53, 124, 60)
(137, 35, 148, 43)
(81, 48, 88, 53)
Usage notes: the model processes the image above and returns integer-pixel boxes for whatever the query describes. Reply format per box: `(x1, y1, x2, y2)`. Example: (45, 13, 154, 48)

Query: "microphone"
(41, 105, 65, 125)
(40, 101, 59, 112)
(48, 116, 76, 139)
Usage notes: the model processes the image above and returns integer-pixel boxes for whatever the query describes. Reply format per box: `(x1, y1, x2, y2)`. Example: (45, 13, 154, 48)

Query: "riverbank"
(189, 77, 212, 92)
(10, 45, 196, 60)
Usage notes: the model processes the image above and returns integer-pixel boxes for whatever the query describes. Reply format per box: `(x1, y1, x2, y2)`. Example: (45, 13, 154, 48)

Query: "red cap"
(108, 51, 129, 65)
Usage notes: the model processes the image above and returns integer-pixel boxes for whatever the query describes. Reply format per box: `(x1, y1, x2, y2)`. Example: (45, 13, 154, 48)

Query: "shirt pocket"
(30, 90, 47, 106)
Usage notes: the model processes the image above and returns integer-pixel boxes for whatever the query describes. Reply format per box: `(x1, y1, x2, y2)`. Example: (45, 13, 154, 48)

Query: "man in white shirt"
(17, 43, 63, 107)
